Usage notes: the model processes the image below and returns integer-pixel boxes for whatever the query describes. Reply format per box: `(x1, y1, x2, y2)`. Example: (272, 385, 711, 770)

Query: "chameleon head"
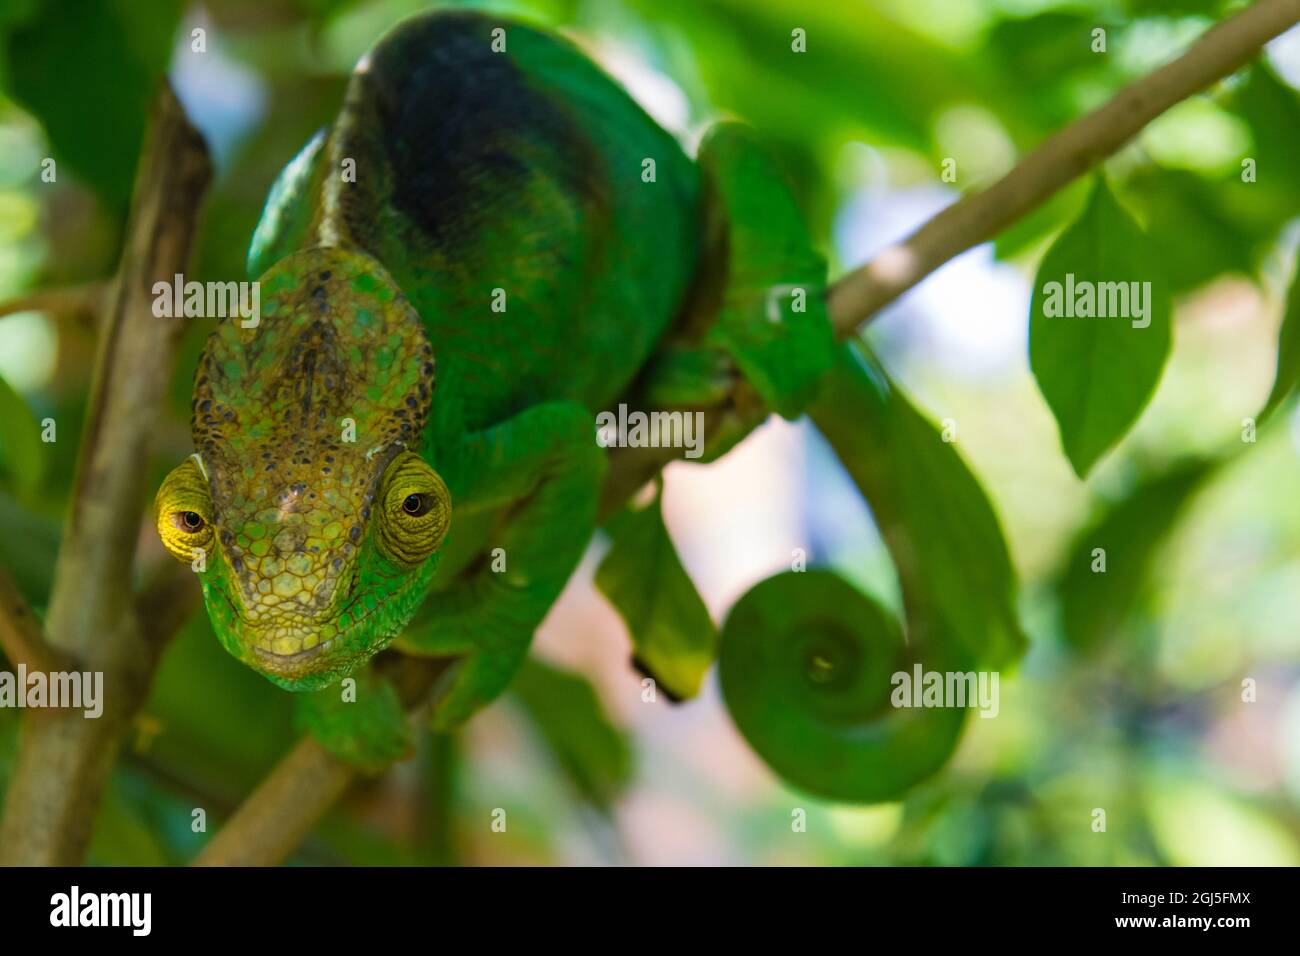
(154, 247, 451, 690)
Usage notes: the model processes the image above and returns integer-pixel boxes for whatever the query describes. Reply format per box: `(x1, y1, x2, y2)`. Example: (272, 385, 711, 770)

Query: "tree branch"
(0, 281, 106, 327)
(826, 0, 1300, 334)
(191, 737, 358, 867)
(0, 81, 212, 866)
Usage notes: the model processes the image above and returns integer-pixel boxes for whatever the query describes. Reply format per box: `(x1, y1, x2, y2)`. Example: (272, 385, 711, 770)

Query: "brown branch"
(192, 0, 1300, 867)
(0, 81, 212, 867)
(826, 0, 1300, 335)
(0, 566, 69, 674)
(191, 737, 357, 867)
(0, 281, 106, 327)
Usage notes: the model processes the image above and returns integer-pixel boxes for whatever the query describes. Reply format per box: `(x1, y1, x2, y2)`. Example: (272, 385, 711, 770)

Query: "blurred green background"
(1, 0, 1299, 865)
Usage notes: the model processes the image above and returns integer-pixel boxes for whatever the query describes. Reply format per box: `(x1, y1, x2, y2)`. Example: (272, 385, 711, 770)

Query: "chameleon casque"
(154, 10, 834, 742)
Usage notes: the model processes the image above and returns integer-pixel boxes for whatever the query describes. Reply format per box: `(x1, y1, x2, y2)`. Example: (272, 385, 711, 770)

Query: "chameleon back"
(248, 10, 703, 433)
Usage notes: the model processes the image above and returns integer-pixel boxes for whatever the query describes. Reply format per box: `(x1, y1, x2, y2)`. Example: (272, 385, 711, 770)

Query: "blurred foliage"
(510, 656, 632, 810)
(4, 0, 186, 208)
(0, 372, 42, 501)
(0, 0, 1298, 865)
(1059, 458, 1214, 653)
(1262, 243, 1300, 421)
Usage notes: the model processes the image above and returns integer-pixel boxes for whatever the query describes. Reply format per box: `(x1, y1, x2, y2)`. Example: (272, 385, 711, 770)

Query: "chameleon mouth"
(212, 589, 345, 677)
(248, 636, 339, 682)
(210, 581, 391, 687)
(243, 589, 384, 682)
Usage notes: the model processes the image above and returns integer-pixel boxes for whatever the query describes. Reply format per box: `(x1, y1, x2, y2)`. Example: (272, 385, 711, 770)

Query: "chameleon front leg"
(293, 663, 412, 772)
(399, 400, 606, 729)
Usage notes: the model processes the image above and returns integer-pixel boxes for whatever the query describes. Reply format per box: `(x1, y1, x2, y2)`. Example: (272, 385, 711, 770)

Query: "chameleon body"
(156, 11, 832, 732)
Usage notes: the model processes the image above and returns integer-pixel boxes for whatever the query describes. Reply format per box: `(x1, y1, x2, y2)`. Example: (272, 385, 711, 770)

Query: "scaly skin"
(156, 11, 832, 723)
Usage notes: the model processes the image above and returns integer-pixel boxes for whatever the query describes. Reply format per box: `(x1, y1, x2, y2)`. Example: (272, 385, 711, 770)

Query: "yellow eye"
(376, 451, 451, 566)
(156, 457, 215, 564)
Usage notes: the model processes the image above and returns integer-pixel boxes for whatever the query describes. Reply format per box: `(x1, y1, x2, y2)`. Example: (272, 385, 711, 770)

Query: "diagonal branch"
(826, 0, 1300, 334)
(0, 81, 212, 867)
(191, 737, 359, 867)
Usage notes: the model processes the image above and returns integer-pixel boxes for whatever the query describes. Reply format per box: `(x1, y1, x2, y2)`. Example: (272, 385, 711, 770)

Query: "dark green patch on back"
(358, 10, 608, 251)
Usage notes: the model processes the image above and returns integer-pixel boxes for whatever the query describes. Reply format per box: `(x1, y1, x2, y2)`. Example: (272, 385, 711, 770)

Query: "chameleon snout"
(211, 522, 367, 676)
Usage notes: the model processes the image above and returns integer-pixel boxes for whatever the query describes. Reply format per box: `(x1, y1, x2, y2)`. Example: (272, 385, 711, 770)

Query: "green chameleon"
(154, 10, 833, 757)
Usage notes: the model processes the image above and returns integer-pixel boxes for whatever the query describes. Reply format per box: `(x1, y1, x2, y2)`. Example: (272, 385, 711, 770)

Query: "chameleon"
(153, 9, 834, 745)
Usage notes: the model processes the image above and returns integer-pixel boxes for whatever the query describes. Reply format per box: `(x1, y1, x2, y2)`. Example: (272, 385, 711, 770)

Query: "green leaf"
(1059, 459, 1212, 653)
(3, 0, 184, 207)
(1261, 248, 1300, 423)
(511, 656, 631, 810)
(294, 668, 412, 773)
(809, 343, 1027, 669)
(144, 609, 298, 792)
(595, 488, 718, 700)
(1227, 63, 1300, 192)
(0, 372, 43, 500)
(1029, 177, 1173, 477)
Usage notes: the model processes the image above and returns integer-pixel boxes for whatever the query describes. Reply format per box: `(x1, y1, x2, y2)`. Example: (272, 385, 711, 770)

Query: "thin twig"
(826, 0, 1300, 334)
(0, 566, 69, 674)
(0, 281, 106, 326)
(0, 81, 212, 867)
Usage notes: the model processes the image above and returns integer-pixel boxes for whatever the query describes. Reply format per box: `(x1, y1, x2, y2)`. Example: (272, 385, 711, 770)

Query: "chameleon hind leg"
(398, 400, 606, 730)
(636, 122, 835, 439)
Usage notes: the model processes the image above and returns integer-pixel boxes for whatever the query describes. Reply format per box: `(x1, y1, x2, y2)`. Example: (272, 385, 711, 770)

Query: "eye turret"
(375, 452, 451, 566)
(156, 457, 215, 564)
